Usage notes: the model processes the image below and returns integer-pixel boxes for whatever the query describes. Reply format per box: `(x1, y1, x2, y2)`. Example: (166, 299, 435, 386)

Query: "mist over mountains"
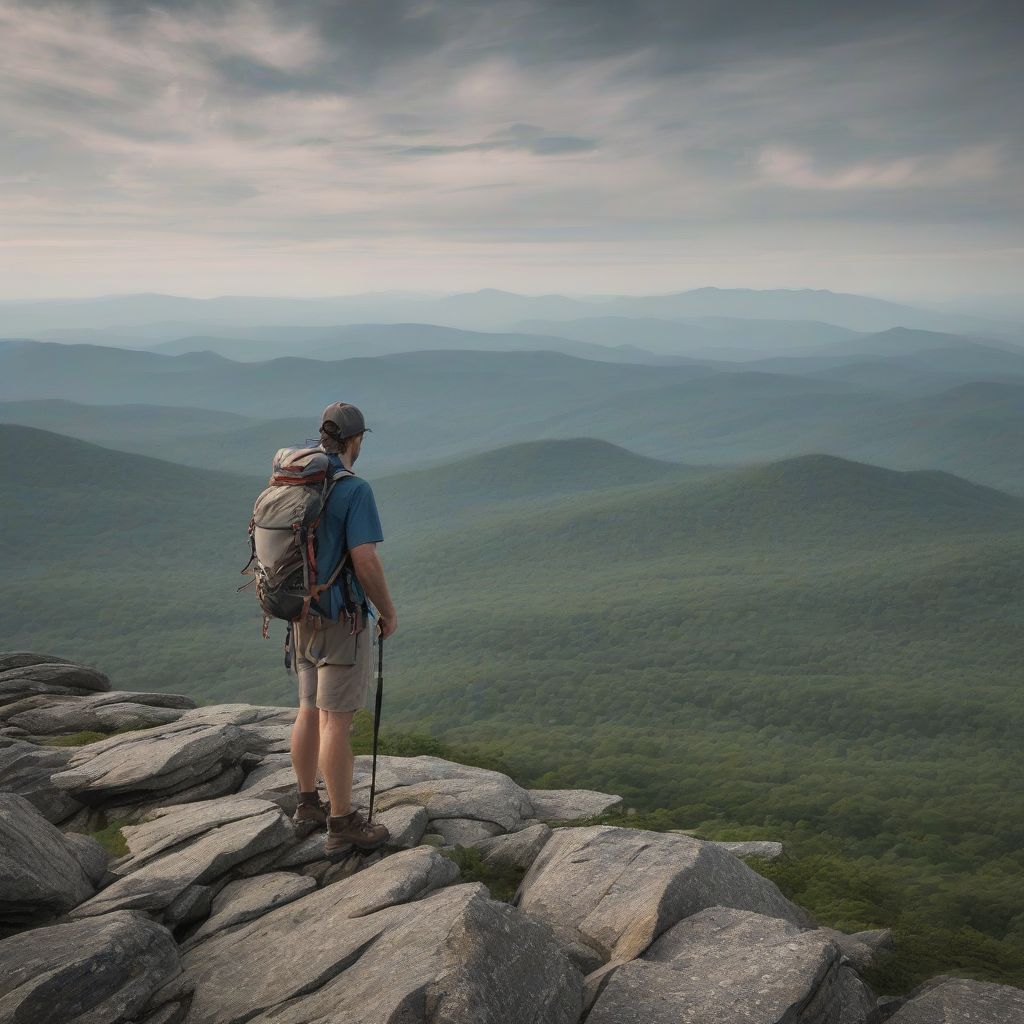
(4, 286, 1021, 343)
(3, 292, 1024, 490)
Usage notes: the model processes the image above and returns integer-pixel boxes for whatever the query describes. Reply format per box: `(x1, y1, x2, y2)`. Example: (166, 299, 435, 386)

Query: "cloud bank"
(0, 0, 1020, 299)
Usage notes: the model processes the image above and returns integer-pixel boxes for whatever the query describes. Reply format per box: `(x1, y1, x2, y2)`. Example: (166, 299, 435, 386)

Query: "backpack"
(239, 446, 355, 639)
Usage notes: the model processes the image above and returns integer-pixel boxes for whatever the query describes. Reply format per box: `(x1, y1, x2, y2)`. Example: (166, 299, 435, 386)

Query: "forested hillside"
(3, 423, 1022, 988)
(5, 338, 1024, 491)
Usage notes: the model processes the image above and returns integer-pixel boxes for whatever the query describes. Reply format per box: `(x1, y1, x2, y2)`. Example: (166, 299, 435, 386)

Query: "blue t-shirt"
(310, 453, 384, 620)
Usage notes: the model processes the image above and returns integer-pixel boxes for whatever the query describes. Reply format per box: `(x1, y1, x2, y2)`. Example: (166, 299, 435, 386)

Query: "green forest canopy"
(2, 423, 1022, 990)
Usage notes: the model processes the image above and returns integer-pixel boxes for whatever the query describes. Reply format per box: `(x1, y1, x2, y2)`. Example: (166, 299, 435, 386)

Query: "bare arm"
(349, 542, 397, 637)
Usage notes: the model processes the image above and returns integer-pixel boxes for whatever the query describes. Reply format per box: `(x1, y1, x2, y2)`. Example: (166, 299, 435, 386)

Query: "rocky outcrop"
(183, 871, 317, 947)
(71, 796, 295, 920)
(4, 690, 195, 736)
(0, 792, 100, 930)
(152, 848, 582, 1024)
(52, 720, 251, 807)
(586, 906, 877, 1024)
(0, 910, 180, 1024)
(0, 738, 81, 822)
(516, 824, 813, 971)
(884, 976, 1024, 1022)
(372, 761, 536, 831)
(470, 820, 553, 869)
(0, 661, 111, 705)
(0, 652, 76, 672)
(1, 652, 1022, 1024)
(528, 787, 623, 821)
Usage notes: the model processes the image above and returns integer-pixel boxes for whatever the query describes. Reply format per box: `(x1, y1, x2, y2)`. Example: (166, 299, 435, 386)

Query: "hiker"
(287, 402, 398, 853)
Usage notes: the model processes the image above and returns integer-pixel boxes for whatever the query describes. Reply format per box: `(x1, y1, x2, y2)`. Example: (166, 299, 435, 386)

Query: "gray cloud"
(397, 123, 599, 157)
(0, 0, 1020, 299)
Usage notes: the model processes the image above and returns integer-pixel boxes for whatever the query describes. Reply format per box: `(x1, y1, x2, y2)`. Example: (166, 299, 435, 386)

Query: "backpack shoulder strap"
(310, 468, 358, 598)
(323, 467, 355, 503)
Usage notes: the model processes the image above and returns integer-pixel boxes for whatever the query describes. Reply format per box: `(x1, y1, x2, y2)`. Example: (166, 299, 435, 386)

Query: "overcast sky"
(1, 0, 1021, 301)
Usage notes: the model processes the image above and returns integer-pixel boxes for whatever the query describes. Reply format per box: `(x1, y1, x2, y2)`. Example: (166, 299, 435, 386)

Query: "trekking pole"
(367, 629, 384, 822)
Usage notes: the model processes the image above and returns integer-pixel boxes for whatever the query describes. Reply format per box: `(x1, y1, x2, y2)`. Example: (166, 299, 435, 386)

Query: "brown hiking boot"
(292, 793, 330, 836)
(325, 808, 390, 854)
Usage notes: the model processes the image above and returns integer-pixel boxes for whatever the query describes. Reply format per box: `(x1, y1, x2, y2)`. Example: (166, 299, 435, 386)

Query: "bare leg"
(319, 709, 356, 815)
(290, 706, 320, 792)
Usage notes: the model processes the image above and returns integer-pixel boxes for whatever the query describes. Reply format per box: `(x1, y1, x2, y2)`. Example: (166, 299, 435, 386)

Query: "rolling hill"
(5, 336, 1024, 493)
(512, 315, 863, 358)
(0, 341, 711, 419)
(375, 438, 707, 528)
(147, 322, 677, 365)
(7, 423, 1022, 699)
(819, 326, 1003, 358)
(4, 425, 1023, 984)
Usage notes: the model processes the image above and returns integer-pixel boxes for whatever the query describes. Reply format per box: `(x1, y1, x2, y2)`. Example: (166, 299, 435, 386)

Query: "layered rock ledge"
(1, 652, 1022, 1024)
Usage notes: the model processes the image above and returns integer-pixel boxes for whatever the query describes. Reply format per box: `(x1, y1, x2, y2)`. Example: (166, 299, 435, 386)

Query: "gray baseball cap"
(320, 402, 371, 440)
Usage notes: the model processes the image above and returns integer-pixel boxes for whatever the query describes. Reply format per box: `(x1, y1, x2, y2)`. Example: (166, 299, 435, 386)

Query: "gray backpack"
(240, 446, 353, 637)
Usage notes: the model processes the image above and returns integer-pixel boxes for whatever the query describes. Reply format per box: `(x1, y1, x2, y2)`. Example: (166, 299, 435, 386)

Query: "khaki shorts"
(293, 616, 373, 713)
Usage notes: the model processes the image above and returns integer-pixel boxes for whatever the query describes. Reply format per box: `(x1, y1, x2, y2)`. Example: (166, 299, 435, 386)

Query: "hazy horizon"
(2, 286, 1023, 322)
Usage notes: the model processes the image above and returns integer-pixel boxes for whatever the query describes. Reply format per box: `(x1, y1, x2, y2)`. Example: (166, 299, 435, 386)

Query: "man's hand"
(376, 610, 398, 639)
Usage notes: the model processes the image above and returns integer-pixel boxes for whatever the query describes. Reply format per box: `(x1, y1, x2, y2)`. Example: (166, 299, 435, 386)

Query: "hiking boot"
(292, 793, 330, 836)
(325, 808, 390, 854)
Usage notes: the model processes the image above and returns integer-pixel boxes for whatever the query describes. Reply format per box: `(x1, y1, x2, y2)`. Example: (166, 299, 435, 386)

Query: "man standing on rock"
(289, 402, 397, 853)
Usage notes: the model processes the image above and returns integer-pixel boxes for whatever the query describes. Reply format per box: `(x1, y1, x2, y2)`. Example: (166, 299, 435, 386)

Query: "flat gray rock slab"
(116, 795, 286, 870)
(154, 847, 461, 1020)
(153, 847, 581, 1024)
(233, 723, 292, 756)
(0, 738, 81, 823)
(0, 792, 96, 928)
(184, 871, 317, 947)
(352, 753, 544, 798)
(0, 663, 111, 706)
(101, 764, 245, 824)
(62, 831, 109, 886)
(717, 840, 785, 861)
(0, 910, 179, 1024)
(164, 882, 217, 928)
(7, 692, 191, 735)
(69, 797, 293, 919)
(516, 825, 813, 969)
(179, 706, 298, 760)
(238, 761, 299, 809)
(0, 652, 75, 672)
(135, 1005, 184, 1024)
(180, 704, 295, 727)
(249, 884, 583, 1024)
(377, 803, 429, 849)
(429, 816, 504, 846)
(528, 787, 623, 821)
(588, 906, 875, 1024)
(670, 831, 787, 862)
(887, 976, 1024, 1023)
(818, 926, 892, 973)
(0, 694, 65, 723)
(354, 753, 515, 786)
(472, 821, 553, 870)
(268, 832, 331, 869)
(51, 721, 248, 802)
(374, 774, 534, 831)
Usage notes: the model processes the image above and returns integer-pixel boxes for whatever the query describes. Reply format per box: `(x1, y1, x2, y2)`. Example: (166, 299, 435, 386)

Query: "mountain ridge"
(4, 287, 1018, 339)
